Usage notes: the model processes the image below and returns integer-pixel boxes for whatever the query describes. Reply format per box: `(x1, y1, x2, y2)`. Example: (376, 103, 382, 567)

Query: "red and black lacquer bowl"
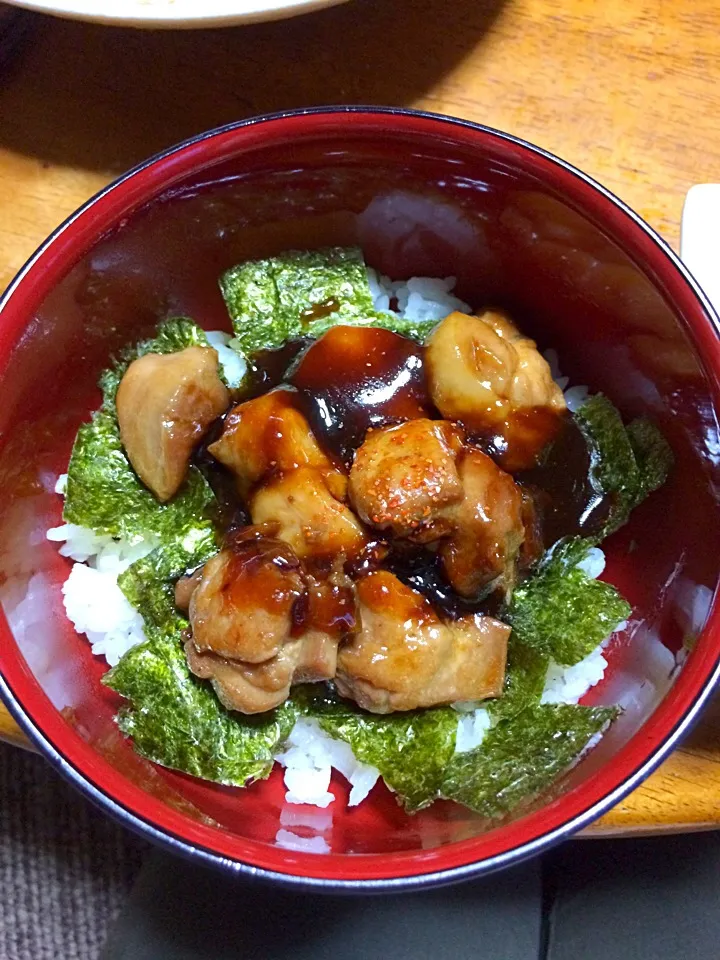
(0, 108, 719, 891)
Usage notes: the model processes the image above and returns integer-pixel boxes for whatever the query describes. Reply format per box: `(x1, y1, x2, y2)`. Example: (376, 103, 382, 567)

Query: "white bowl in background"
(0, 0, 348, 28)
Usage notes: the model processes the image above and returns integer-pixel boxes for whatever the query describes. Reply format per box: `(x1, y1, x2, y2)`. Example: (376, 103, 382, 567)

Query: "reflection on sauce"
(289, 325, 431, 464)
(476, 406, 565, 474)
(345, 539, 391, 579)
(188, 538, 306, 664)
(191, 530, 359, 655)
(243, 339, 310, 399)
(225, 527, 357, 640)
(519, 416, 611, 543)
(385, 543, 502, 621)
(223, 535, 304, 616)
(305, 575, 357, 637)
(209, 387, 343, 497)
(358, 569, 437, 627)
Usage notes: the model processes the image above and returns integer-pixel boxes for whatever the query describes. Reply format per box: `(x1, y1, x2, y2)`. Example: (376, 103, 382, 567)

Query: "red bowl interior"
(1, 108, 719, 889)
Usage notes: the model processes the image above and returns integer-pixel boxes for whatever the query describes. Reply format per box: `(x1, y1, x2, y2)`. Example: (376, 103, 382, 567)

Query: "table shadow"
(0, 0, 507, 174)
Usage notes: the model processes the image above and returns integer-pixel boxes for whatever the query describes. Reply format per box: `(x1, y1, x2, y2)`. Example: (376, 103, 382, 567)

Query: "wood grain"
(1, 0, 720, 833)
(0, 706, 32, 750)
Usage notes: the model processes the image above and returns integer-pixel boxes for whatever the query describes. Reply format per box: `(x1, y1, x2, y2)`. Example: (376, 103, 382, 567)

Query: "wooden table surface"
(1, 0, 719, 835)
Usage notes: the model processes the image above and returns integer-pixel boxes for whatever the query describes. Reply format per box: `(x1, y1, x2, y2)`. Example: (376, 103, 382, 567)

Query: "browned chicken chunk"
(116, 345, 229, 502)
(207, 388, 345, 498)
(348, 419, 464, 541)
(250, 467, 367, 562)
(185, 534, 358, 714)
(185, 630, 339, 715)
(440, 448, 525, 599)
(188, 537, 305, 663)
(174, 568, 203, 611)
(426, 311, 566, 471)
(301, 567, 358, 639)
(336, 570, 509, 713)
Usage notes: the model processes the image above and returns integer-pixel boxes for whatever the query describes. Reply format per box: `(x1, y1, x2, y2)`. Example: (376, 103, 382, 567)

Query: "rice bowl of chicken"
(0, 108, 718, 888)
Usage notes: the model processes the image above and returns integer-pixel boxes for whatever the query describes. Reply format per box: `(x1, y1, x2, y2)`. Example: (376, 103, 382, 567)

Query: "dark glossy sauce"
(222, 534, 305, 616)
(194, 409, 251, 534)
(289, 579, 357, 639)
(519, 415, 611, 544)
(241, 339, 310, 400)
(384, 543, 503, 620)
(307, 577, 358, 636)
(468, 407, 565, 474)
(289, 325, 431, 464)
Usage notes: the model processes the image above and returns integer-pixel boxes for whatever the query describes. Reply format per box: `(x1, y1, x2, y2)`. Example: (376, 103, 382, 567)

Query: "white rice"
(368, 270, 472, 323)
(455, 706, 493, 753)
(275, 718, 380, 808)
(541, 640, 613, 705)
(48, 285, 620, 812)
(47, 516, 154, 666)
(545, 347, 590, 412)
(204, 330, 247, 388)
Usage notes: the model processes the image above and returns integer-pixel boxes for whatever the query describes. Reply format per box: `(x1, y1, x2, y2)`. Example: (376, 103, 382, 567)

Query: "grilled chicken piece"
(440, 448, 525, 599)
(426, 311, 566, 471)
(336, 571, 509, 713)
(207, 388, 345, 499)
(185, 537, 357, 714)
(302, 566, 358, 638)
(188, 538, 305, 664)
(185, 629, 339, 715)
(348, 419, 464, 541)
(174, 568, 203, 611)
(250, 467, 367, 562)
(116, 345, 229, 502)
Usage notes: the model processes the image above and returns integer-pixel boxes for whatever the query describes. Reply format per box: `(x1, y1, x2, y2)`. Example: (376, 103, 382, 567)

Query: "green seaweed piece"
(440, 703, 617, 819)
(574, 395, 672, 537)
(221, 247, 375, 353)
(305, 311, 440, 345)
(105, 630, 298, 786)
(490, 640, 549, 722)
(63, 318, 216, 541)
(64, 420, 214, 543)
(107, 527, 295, 786)
(118, 529, 218, 634)
(220, 246, 441, 354)
(574, 394, 640, 536)
(507, 538, 631, 666)
(294, 687, 458, 812)
(626, 417, 673, 500)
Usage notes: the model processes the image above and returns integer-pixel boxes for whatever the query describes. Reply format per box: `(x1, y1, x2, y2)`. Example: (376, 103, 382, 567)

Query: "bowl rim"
(0, 0, 349, 29)
(1, 105, 720, 892)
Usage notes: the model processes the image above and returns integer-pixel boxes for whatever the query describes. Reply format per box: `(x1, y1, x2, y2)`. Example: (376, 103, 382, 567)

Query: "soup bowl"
(0, 107, 719, 890)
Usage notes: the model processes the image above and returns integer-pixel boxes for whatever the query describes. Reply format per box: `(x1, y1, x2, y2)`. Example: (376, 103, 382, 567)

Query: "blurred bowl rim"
(0, 0, 349, 28)
(1, 105, 720, 891)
